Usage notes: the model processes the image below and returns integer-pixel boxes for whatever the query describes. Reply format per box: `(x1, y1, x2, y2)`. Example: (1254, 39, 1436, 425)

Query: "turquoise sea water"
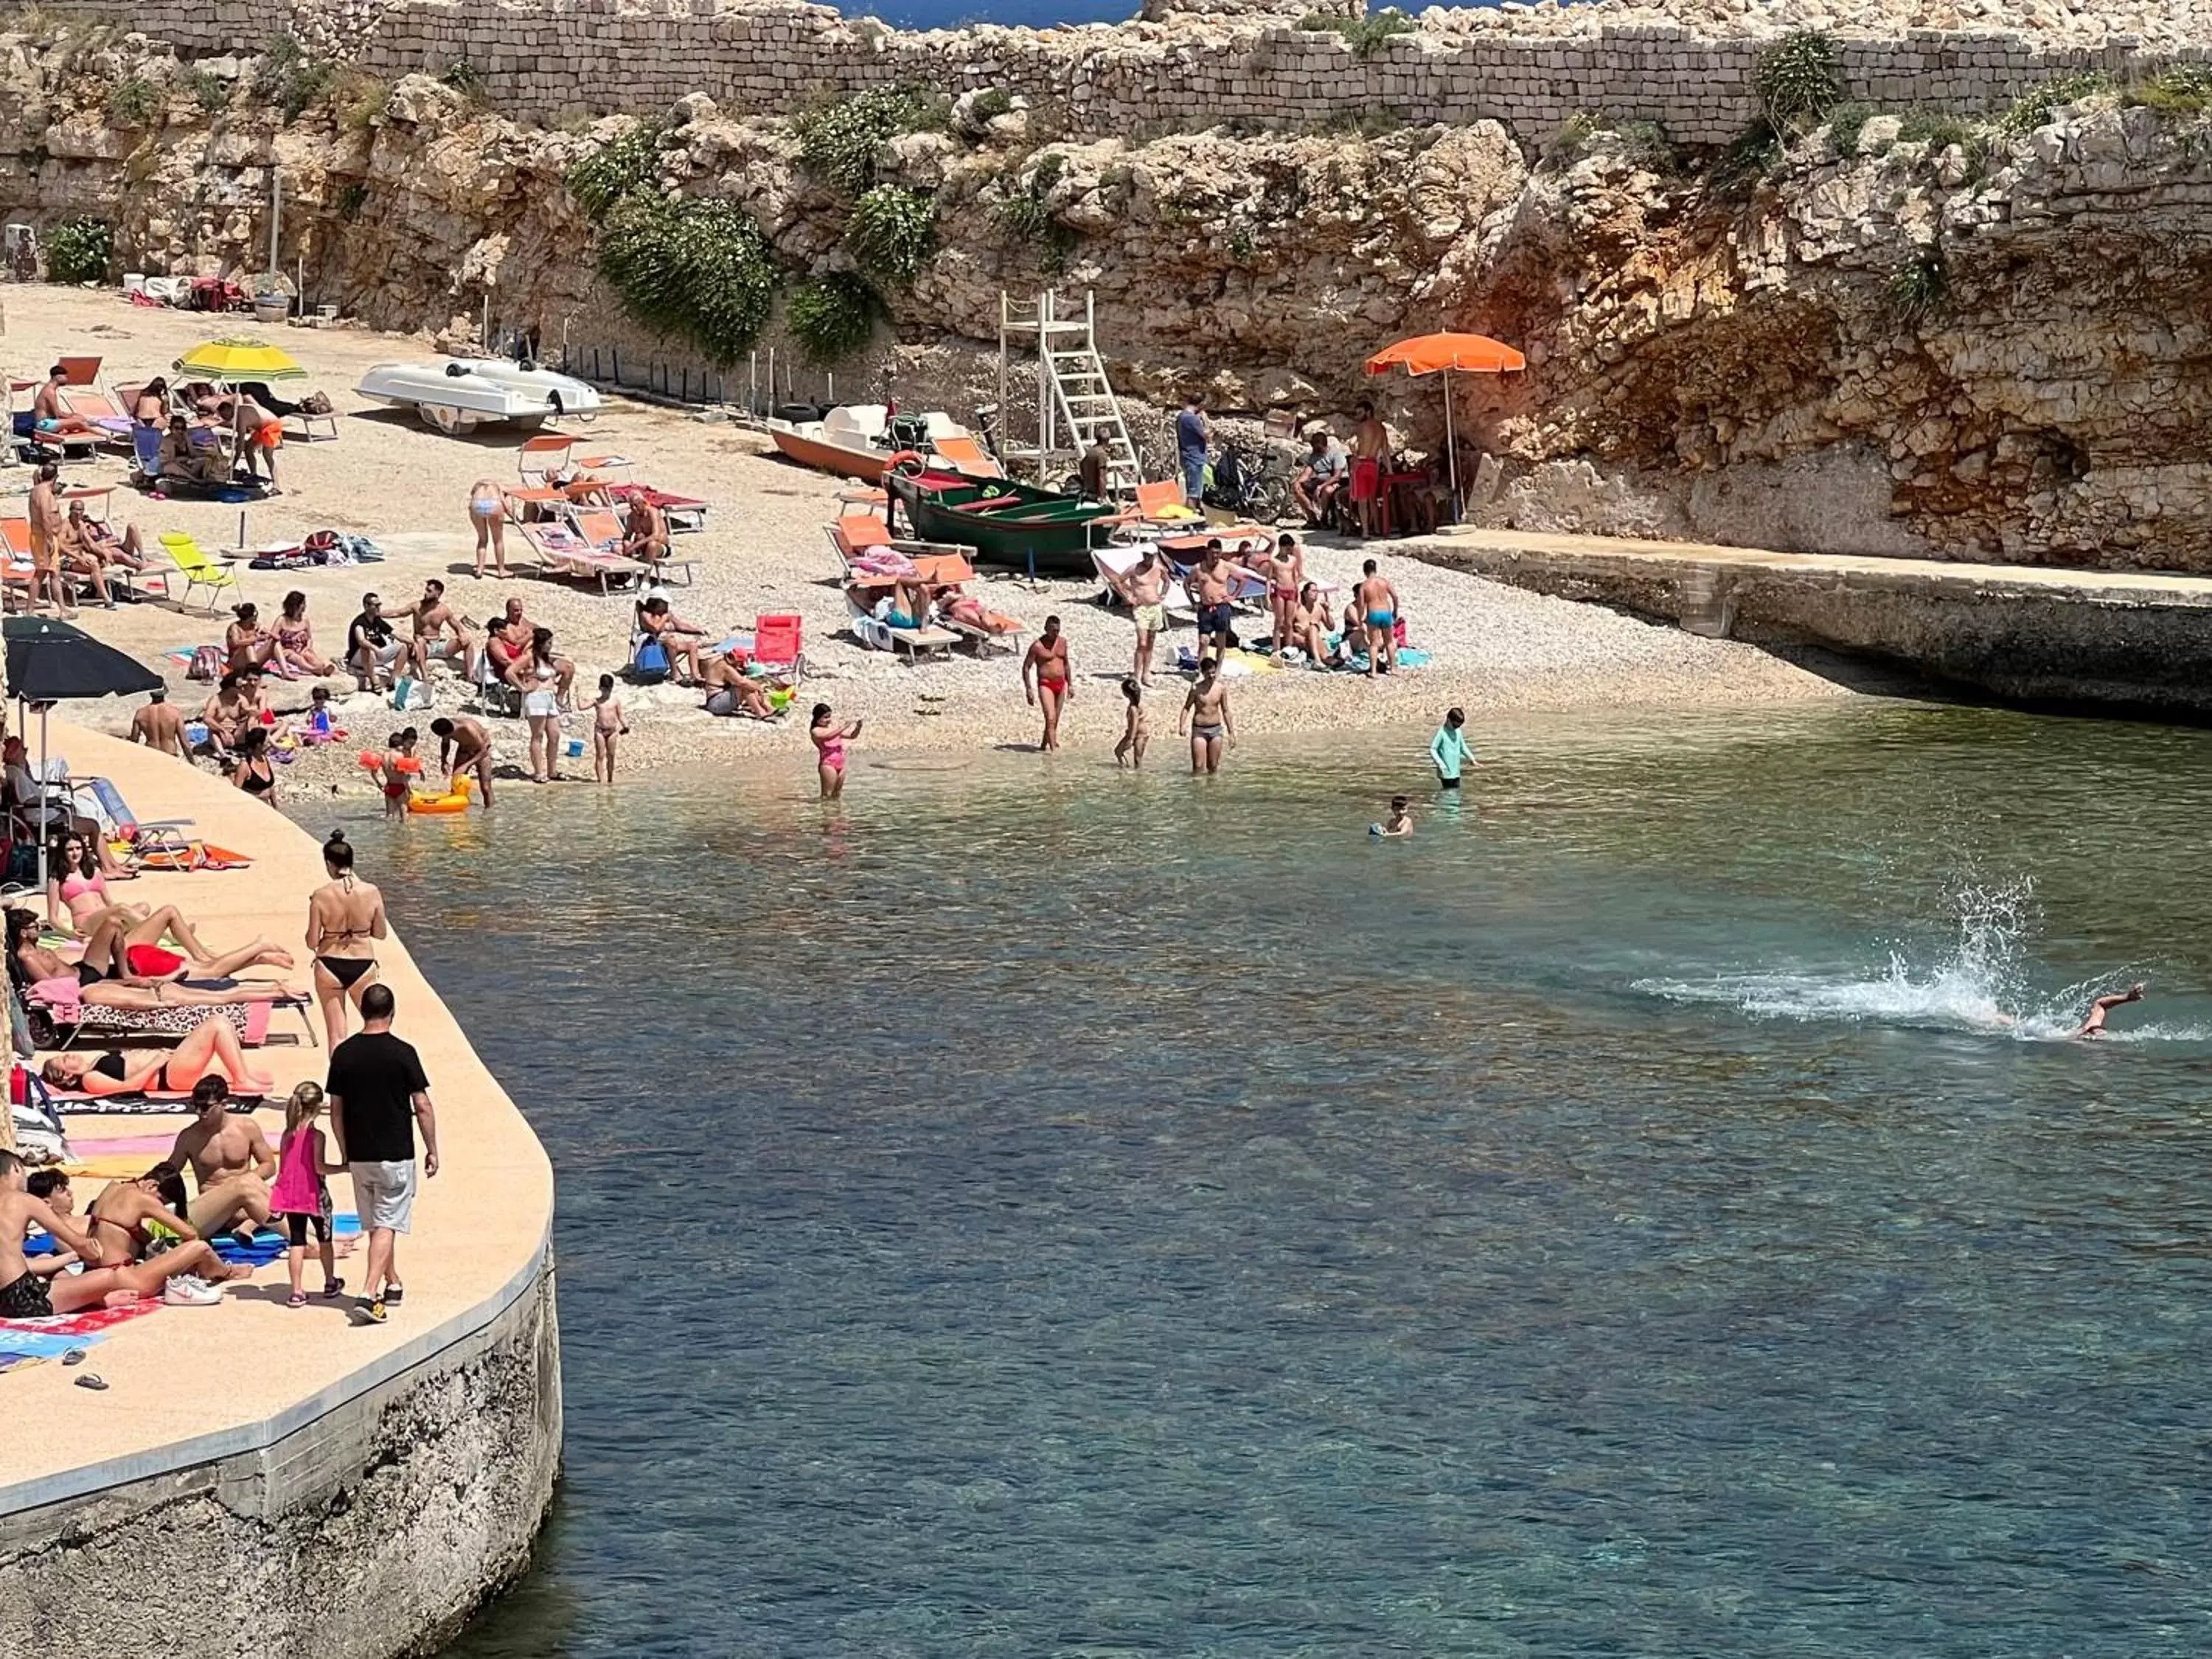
(361, 703, 2212, 1658)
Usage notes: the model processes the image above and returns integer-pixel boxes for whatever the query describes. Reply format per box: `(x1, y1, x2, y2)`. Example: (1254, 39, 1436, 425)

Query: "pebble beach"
(4, 287, 1847, 793)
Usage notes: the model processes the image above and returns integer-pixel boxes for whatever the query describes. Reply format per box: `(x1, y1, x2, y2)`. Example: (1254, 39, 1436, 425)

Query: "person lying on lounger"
(156, 414, 229, 487)
(42, 1013, 279, 1099)
(8, 907, 301, 1006)
(936, 588, 1023, 636)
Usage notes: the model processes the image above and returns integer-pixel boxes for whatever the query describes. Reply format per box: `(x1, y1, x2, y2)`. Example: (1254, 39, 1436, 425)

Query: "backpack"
(187, 644, 226, 681)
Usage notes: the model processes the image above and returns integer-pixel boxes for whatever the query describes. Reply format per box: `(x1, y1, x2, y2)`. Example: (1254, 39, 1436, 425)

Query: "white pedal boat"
(353, 358, 604, 434)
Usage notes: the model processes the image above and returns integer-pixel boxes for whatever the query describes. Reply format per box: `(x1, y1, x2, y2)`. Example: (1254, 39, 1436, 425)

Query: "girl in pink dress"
(271, 1082, 346, 1307)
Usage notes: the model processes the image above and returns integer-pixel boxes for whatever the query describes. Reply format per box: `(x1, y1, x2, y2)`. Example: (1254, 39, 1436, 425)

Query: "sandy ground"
(1, 286, 1848, 796)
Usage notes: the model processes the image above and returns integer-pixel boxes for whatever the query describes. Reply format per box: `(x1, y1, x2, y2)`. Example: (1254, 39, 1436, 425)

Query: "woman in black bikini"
(305, 831, 386, 1048)
(230, 727, 278, 805)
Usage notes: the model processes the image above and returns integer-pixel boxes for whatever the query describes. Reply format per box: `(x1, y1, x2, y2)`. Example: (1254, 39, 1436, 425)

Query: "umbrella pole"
(35, 702, 48, 899)
(1443, 368, 1459, 517)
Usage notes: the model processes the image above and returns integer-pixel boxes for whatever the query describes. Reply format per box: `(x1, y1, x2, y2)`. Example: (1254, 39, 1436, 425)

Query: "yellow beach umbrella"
(173, 338, 308, 381)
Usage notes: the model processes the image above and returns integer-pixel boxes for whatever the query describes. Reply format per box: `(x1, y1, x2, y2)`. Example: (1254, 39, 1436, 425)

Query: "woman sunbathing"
(42, 1013, 277, 1097)
(46, 837, 294, 974)
(8, 907, 298, 1006)
(938, 588, 1022, 635)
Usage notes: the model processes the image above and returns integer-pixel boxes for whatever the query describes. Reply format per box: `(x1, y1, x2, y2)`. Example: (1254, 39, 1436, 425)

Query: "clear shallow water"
(349, 703, 2212, 1658)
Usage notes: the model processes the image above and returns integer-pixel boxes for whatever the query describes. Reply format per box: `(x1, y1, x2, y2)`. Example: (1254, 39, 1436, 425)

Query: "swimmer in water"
(2073, 983, 2146, 1040)
(1374, 796, 1413, 838)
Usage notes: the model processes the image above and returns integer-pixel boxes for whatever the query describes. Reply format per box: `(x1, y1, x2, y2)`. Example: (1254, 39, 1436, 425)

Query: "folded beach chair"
(516, 521, 647, 596)
(158, 532, 243, 613)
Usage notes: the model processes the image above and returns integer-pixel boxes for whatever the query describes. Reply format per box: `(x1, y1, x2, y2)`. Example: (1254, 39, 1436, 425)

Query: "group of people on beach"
(0, 827, 439, 1337)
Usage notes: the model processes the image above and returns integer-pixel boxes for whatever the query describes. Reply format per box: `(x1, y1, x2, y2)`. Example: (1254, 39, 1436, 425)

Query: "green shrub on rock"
(1754, 30, 1845, 135)
(105, 77, 159, 128)
(785, 273, 886, 363)
(796, 86, 947, 197)
(45, 217, 113, 284)
(596, 195, 779, 366)
(844, 183, 936, 285)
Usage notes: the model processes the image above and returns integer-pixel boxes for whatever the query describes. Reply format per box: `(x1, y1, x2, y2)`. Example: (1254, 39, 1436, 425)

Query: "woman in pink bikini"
(810, 703, 862, 800)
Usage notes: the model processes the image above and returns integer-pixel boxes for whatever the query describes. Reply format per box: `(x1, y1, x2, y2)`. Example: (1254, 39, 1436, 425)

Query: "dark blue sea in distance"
(846, 0, 1498, 29)
(373, 704, 2212, 1658)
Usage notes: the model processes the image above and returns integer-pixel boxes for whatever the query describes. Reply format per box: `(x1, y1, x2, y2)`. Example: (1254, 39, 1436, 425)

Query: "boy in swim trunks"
(1353, 558, 1401, 678)
(1375, 796, 1413, 838)
(1177, 657, 1234, 775)
(592, 675, 626, 783)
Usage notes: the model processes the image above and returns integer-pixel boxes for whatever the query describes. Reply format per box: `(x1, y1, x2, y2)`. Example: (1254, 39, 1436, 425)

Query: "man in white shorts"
(347, 592, 406, 692)
(327, 983, 439, 1324)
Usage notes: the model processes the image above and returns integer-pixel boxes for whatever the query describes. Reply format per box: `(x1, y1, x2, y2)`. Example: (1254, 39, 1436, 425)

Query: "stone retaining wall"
(0, 1253, 560, 1659)
(39, 0, 2212, 145)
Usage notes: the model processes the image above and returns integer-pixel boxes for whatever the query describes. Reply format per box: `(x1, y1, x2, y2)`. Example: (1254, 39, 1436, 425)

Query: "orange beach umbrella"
(1365, 332, 1526, 501)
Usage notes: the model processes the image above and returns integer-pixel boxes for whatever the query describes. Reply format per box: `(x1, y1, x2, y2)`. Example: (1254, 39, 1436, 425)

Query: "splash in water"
(1637, 880, 2197, 1040)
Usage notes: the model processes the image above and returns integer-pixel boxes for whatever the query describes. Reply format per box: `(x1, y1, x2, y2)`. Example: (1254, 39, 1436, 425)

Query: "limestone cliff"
(5, 26, 2212, 571)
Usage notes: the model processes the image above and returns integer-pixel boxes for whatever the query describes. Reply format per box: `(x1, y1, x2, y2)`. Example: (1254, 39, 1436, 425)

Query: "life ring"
(886, 451, 927, 479)
(406, 791, 470, 815)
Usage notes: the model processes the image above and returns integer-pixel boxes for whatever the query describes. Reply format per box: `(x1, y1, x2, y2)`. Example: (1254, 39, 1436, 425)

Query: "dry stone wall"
(39, 0, 2212, 145)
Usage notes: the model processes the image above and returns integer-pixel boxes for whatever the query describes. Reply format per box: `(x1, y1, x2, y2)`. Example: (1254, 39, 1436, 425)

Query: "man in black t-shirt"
(327, 983, 439, 1324)
(347, 591, 404, 692)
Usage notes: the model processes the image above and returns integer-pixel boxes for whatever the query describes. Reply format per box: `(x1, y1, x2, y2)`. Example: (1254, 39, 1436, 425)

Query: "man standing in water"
(1022, 615, 1075, 753)
(327, 984, 438, 1325)
(1109, 549, 1169, 687)
(1177, 656, 1234, 775)
(430, 714, 495, 810)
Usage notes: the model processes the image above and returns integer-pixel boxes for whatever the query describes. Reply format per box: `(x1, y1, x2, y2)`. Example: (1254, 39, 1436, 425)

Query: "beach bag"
(390, 678, 428, 711)
(187, 644, 225, 681)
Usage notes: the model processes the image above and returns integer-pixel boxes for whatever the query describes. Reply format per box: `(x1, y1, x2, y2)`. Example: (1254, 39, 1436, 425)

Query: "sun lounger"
(825, 513, 975, 580)
(566, 504, 696, 585)
(518, 433, 632, 486)
(22, 978, 302, 1050)
(931, 434, 1004, 479)
(606, 481, 709, 533)
(516, 521, 648, 595)
(937, 605, 1027, 659)
(845, 588, 961, 662)
(56, 389, 133, 448)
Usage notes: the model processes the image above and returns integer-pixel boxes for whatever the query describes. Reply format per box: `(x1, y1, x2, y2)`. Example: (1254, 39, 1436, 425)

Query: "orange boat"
(767, 405, 998, 484)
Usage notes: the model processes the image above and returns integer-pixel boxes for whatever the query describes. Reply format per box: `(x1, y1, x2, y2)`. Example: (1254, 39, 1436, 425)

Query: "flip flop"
(321, 1279, 346, 1298)
(74, 1373, 108, 1391)
(287, 1291, 307, 1309)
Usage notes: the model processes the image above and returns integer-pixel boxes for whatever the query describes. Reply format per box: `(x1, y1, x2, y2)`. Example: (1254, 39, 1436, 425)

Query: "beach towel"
(0, 1300, 162, 1354)
(55, 1093, 266, 1116)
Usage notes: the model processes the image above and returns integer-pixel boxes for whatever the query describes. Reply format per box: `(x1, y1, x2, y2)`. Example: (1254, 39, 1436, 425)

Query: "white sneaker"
(162, 1273, 223, 1307)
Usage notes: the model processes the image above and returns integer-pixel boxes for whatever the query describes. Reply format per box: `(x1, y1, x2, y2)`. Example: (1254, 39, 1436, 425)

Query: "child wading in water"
(1115, 678, 1149, 768)
(593, 675, 627, 783)
(380, 728, 418, 821)
(270, 1082, 346, 1307)
(1374, 796, 1414, 838)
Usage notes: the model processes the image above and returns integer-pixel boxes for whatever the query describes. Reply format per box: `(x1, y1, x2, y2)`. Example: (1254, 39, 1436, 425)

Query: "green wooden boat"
(888, 468, 1123, 576)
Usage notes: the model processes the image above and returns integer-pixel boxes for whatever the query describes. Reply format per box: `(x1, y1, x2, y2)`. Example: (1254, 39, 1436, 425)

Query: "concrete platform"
(1398, 528, 2212, 715)
(0, 725, 558, 1659)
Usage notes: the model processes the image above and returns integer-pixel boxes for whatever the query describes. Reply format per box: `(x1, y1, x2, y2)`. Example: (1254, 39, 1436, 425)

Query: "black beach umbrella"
(4, 616, 164, 890)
